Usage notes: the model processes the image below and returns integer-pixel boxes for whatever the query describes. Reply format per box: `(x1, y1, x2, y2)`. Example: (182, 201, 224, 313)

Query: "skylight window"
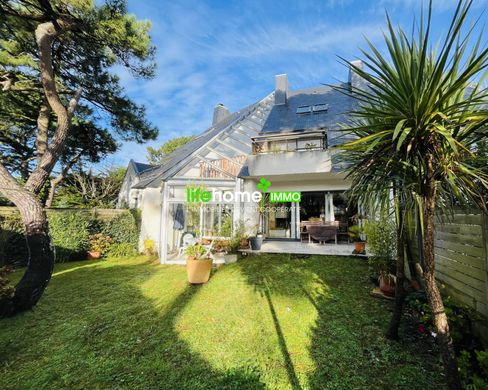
(312, 104, 329, 113)
(296, 105, 311, 114)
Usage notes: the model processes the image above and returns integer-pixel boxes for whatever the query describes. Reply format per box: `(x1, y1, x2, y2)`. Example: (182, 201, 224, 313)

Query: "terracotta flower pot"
(379, 274, 395, 297)
(87, 251, 101, 260)
(186, 258, 213, 284)
(354, 241, 366, 253)
(239, 238, 250, 249)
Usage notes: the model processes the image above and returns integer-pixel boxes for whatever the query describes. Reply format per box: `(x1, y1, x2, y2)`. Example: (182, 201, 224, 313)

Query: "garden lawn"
(0, 254, 444, 389)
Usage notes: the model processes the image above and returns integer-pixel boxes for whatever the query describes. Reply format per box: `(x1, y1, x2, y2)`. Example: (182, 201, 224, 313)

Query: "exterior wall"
(138, 187, 162, 252)
(245, 149, 333, 177)
(117, 167, 140, 208)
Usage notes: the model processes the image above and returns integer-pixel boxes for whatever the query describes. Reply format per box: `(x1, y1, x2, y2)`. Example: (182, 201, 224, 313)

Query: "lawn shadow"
(0, 259, 265, 389)
(238, 254, 328, 390)
(239, 253, 445, 390)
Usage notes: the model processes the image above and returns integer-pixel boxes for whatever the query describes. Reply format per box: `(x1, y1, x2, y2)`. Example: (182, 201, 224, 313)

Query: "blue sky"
(108, 0, 487, 167)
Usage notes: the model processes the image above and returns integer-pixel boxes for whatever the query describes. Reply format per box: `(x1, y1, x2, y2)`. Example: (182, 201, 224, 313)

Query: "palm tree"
(336, 1, 488, 388)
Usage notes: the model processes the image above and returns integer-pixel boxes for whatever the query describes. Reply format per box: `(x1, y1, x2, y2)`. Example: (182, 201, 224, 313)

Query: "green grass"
(0, 254, 444, 389)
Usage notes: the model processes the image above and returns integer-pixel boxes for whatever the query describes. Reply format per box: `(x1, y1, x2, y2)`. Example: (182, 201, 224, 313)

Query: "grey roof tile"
(130, 160, 154, 175)
(260, 83, 355, 147)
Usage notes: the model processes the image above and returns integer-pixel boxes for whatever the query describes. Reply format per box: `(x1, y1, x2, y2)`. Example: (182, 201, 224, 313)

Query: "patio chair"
(177, 232, 198, 257)
(201, 239, 214, 258)
(307, 225, 338, 245)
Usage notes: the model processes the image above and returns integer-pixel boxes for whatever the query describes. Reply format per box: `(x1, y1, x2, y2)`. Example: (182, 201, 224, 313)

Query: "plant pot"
(379, 274, 395, 297)
(87, 251, 101, 260)
(186, 258, 213, 284)
(212, 252, 226, 264)
(250, 236, 263, 250)
(354, 241, 366, 253)
(224, 254, 238, 264)
(239, 238, 249, 249)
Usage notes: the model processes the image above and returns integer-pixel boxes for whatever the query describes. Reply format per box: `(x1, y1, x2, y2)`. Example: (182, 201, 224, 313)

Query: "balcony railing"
(252, 131, 327, 154)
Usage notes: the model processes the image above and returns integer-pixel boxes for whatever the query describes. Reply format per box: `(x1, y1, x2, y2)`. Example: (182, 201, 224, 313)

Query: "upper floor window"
(296, 104, 329, 114)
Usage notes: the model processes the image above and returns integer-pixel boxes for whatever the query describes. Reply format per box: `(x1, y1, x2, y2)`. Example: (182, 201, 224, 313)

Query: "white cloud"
(111, 0, 485, 165)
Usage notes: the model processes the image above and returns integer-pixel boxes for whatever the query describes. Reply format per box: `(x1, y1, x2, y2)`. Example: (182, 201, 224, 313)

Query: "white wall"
(245, 149, 333, 177)
(139, 187, 162, 253)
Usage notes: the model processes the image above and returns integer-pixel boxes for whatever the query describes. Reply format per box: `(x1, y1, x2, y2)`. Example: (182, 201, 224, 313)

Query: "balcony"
(244, 148, 333, 178)
(252, 130, 327, 154)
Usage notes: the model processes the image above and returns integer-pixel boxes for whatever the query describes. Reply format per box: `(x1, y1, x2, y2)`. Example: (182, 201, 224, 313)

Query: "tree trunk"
(422, 155, 461, 390)
(45, 152, 83, 208)
(386, 227, 406, 340)
(36, 98, 50, 162)
(0, 165, 54, 317)
(45, 177, 59, 208)
(0, 18, 78, 316)
(10, 196, 53, 315)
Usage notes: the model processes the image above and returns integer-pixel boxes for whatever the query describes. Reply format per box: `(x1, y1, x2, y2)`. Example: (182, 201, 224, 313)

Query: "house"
(118, 61, 365, 263)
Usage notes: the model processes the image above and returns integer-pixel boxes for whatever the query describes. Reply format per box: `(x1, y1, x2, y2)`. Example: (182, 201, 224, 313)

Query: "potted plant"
(250, 198, 266, 250)
(212, 239, 228, 262)
(212, 239, 237, 264)
(363, 219, 396, 296)
(378, 272, 395, 296)
(185, 244, 213, 284)
(348, 225, 365, 253)
(249, 227, 263, 250)
(87, 233, 114, 259)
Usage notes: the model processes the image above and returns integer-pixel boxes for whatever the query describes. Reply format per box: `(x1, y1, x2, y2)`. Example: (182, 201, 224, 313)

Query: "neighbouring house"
(118, 61, 366, 263)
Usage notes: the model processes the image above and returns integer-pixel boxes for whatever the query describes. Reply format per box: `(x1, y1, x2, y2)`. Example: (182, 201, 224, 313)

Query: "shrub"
(230, 220, 248, 252)
(102, 213, 139, 245)
(185, 244, 208, 260)
(218, 214, 233, 237)
(49, 212, 91, 262)
(106, 243, 137, 258)
(0, 209, 140, 264)
(347, 225, 364, 242)
(213, 239, 232, 253)
(88, 233, 114, 256)
(0, 266, 15, 313)
(364, 218, 397, 276)
(0, 214, 27, 266)
(143, 239, 156, 256)
(407, 289, 487, 389)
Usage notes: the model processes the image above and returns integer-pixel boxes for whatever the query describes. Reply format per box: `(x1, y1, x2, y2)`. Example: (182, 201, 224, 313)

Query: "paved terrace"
(243, 241, 368, 257)
(166, 241, 367, 265)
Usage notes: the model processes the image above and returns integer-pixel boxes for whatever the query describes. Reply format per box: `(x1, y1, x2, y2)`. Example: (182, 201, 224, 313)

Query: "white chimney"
(349, 60, 366, 92)
(212, 103, 230, 125)
(274, 74, 289, 105)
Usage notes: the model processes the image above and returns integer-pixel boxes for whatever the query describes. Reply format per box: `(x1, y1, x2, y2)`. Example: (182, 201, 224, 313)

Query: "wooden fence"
(410, 209, 488, 319)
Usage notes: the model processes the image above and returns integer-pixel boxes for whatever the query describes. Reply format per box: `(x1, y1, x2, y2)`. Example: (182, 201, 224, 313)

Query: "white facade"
(119, 67, 362, 263)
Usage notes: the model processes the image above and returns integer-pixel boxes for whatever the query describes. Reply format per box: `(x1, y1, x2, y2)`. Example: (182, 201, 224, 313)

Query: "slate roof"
(238, 83, 356, 178)
(129, 82, 357, 188)
(129, 160, 154, 175)
(131, 101, 260, 189)
(260, 83, 355, 147)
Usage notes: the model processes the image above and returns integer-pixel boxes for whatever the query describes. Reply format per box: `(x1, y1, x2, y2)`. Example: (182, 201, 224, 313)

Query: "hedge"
(0, 209, 140, 266)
